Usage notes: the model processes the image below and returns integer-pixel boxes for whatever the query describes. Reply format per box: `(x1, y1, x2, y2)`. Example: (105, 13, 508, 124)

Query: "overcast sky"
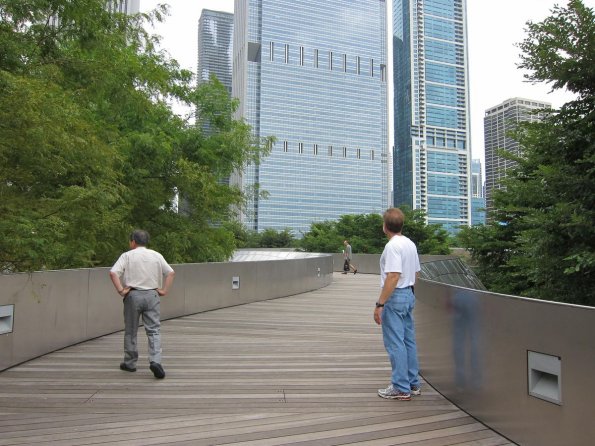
(140, 0, 593, 168)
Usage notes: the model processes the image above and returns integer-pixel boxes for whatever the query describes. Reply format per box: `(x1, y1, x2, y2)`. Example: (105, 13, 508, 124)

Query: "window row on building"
(264, 42, 386, 81)
(427, 151, 467, 172)
(427, 196, 468, 219)
(277, 141, 376, 160)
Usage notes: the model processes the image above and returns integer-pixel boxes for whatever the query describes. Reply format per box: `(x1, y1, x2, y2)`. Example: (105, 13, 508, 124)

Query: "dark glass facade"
(393, 0, 471, 234)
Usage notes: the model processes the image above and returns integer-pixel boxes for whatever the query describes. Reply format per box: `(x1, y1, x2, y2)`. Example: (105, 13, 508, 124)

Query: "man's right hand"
(374, 307, 383, 325)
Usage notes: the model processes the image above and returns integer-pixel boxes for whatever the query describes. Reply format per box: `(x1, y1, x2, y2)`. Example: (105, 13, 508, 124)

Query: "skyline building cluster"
(195, 0, 547, 235)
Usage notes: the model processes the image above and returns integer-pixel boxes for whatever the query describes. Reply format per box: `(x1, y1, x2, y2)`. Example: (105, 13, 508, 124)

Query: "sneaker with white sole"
(377, 384, 411, 400)
(410, 385, 421, 396)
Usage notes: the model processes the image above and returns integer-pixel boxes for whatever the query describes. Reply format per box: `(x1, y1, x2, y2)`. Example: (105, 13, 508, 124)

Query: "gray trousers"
(123, 289, 162, 368)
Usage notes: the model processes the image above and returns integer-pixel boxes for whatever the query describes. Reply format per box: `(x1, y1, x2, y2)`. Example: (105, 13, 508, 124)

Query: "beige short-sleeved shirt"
(110, 247, 174, 290)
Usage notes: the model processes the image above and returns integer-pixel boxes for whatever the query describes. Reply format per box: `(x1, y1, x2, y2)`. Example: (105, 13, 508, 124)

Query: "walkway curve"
(0, 273, 512, 445)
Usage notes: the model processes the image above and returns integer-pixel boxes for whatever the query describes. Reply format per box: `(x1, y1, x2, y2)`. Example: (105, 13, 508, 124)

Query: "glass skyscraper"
(232, 0, 388, 234)
(198, 10, 234, 95)
(484, 97, 551, 212)
(197, 8, 234, 174)
(393, 0, 471, 234)
(470, 159, 485, 225)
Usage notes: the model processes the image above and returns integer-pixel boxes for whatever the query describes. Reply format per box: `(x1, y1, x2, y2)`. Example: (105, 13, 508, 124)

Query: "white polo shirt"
(379, 234, 420, 289)
(110, 247, 174, 290)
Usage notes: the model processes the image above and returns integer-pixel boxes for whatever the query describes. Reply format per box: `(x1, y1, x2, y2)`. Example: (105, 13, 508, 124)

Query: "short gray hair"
(130, 229, 150, 246)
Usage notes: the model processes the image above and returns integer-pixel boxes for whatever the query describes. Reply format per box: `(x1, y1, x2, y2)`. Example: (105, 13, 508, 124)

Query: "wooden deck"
(0, 273, 513, 445)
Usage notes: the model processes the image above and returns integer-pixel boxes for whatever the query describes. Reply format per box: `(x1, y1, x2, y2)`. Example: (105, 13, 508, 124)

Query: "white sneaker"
(377, 384, 411, 400)
(410, 385, 421, 396)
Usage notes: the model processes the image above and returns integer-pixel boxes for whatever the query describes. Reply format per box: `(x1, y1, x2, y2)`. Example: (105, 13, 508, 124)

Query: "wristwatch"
(375, 302, 384, 308)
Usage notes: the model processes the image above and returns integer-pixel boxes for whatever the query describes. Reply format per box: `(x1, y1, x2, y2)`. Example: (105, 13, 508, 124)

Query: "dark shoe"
(150, 362, 165, 379)
(120, 362, 136, 372)
(354, 269, 357, 275)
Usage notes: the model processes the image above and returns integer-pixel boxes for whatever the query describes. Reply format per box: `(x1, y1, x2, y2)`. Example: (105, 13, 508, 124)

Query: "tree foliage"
(459, 0, 595, 305)
(228, 223, 296, 249)
(299, 208, 451, 255)
(0, 1, 271, 271)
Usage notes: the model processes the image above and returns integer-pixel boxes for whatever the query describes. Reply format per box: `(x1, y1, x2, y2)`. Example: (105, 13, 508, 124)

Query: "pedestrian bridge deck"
(0, 273, 512, 445)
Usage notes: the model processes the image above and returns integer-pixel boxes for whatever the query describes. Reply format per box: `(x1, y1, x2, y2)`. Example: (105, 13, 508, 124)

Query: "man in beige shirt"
(110, 230, 175, 379)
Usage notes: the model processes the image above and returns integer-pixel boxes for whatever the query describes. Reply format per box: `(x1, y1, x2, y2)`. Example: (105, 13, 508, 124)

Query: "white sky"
(140, 0, 594, 169)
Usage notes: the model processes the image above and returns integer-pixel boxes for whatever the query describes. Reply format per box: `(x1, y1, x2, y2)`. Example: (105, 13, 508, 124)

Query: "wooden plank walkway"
(0, 273, 513, 445)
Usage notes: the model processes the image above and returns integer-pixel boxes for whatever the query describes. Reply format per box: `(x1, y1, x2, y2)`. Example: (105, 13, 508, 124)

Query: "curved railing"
(335, 253, 595, 446)
(0, 252, 333, 372)
(1, 253, 593, 445)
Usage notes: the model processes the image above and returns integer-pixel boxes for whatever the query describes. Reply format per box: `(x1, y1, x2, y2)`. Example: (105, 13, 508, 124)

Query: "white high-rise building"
(470, 159, 485, 225)
(484, 97, 551, 211)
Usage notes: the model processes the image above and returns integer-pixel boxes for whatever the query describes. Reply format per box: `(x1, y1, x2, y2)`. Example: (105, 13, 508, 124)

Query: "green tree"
(257, 228, 295, 248)
(299, 209, 450, 255)
(459, 0, 595, 305)
(0, 1, 271, 271)
(399, 207, 451, 255)
(335, 214, 386, 254)
(233, 227, 296, 249)
(299, 220, 343, 253)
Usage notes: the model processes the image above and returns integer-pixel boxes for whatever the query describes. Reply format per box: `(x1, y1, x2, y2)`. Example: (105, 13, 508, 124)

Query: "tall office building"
(106, 0, 139, 14)
(232, 0, 388, 234)
(50, 0, 139, 27)
(470, 159, 485, 225)
(484, 97, 551, 211)
(393, 0, 472, 234)
(198, 10, 234, 94)
(470, 159, 482, 199)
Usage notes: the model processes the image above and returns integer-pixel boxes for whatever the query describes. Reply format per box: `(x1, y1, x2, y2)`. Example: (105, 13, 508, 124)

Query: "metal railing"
(0, 253, 333, 371)
(2, 254, 594, 445)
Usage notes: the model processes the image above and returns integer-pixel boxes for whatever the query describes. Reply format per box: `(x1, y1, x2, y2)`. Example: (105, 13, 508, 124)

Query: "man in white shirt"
(374, 208, 421, 400)
(110, 230, 175, 379)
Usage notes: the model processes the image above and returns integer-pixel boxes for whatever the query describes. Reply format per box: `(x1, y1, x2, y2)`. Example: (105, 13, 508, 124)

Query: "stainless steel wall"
(331, 252, 381, 274)
(416, 280, 595, 446)
(336, 254, 595, 445)
(0, 255, 333, 371)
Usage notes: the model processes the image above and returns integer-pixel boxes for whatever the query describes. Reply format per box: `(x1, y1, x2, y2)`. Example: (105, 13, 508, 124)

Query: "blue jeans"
(381, 287, 420, 393)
